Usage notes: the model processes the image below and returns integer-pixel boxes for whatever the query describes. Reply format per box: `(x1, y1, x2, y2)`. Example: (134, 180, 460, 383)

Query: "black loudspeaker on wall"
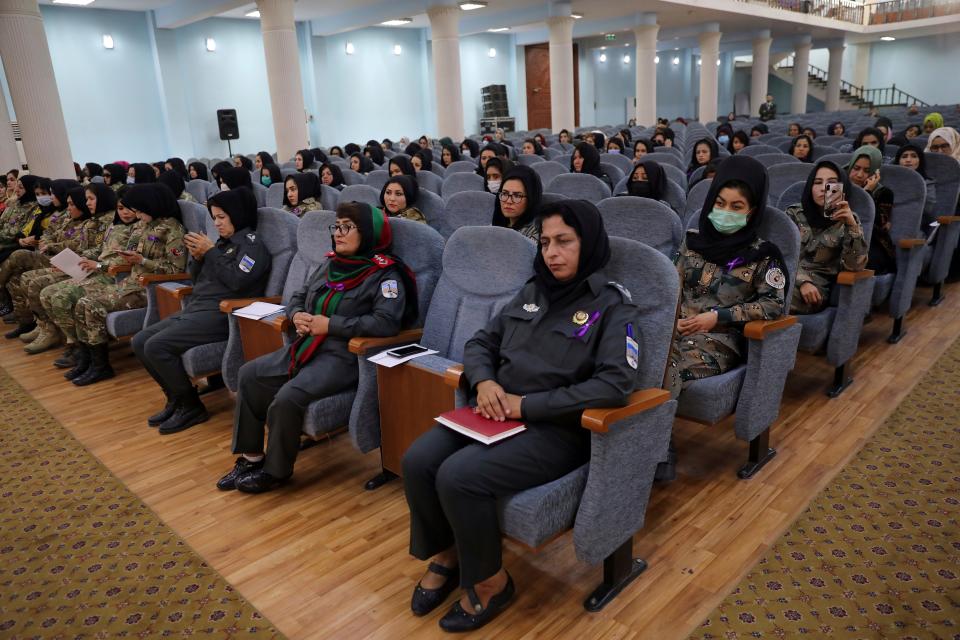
(217, 109, 239, 140)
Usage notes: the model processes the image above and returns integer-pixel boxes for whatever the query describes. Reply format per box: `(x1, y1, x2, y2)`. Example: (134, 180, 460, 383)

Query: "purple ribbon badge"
(327, 282, 346, 291)
(147, 234, 159, 243)
(573, 311, 601, 339)
(725, 256, 744, 272)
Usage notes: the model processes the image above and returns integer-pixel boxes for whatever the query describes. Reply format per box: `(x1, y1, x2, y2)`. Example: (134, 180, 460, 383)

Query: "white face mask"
(461, 149, 471, 158)
(126, 176, 135, 184)
(608, 149, 620, 154)
(487, 180, 501, 193)
(220, 183, 230, 191)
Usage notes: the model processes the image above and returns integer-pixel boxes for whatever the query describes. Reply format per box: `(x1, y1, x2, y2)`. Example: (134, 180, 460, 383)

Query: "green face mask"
(261, 176, 272, 187)
(708, 208, 749, 234)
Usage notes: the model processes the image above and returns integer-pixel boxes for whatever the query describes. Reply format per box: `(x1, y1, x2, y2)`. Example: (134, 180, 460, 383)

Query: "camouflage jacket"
(784, 204, 868, 293)
(97, 220, 144, 268)
(179, 191, 197, 203)
(285, 197, 322, 218)
(395, 207, 427, 224)
(675, 233, 786, 343)
(0, 202, 38, 243)
(41, 214, 88, 256)
(77, 211, 117, 260)
(117, 218, 188, 295)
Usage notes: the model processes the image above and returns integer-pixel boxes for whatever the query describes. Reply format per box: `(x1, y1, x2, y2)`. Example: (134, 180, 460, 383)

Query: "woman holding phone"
(783, 160, 868, 314)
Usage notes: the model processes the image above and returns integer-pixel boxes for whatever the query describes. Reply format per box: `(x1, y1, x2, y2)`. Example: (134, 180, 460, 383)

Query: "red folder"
(435, 406, 526, 445)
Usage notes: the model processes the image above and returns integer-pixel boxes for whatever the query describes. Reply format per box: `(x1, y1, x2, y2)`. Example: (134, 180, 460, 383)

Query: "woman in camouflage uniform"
(379, 175, 427, 223)
(0, 175, 43, 267)
(69, 184, 187, 387)
(783, 160, 868, 314)
(43, 188, 142, 372)
(102, 163, 126, 193)
(158, 170, 197, 203)
(282, 173, 322, 217)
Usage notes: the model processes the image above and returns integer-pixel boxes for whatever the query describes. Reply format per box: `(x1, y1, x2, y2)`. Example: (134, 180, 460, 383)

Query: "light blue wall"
(867, 33, 960, 105)
(459, 32, 517, 136)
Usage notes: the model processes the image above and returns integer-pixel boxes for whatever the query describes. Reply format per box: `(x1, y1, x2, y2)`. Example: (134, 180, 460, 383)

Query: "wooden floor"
(3, 283, 959, 640)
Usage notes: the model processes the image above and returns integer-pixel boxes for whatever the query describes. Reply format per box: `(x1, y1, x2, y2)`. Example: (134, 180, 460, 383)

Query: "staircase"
(773, 57, 929, 110)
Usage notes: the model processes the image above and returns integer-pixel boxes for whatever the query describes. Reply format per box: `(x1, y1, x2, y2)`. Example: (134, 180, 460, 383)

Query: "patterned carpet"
(690, 339, 960, 639)
(0, 367, 283, 638)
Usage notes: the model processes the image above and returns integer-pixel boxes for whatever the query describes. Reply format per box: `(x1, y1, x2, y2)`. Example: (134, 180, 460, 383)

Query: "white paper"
(926, 221, 940, 246)
(232, 301, 286, 320)
(367, 344, 439, 368)
(49, 248, 91, 282)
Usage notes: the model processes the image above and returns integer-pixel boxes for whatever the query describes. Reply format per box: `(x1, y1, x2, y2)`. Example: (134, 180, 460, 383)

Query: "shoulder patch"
(246, 233, 256, 242)
(238, 254, 256, 273)
(381, 279, 399, 299)
(607, 281, 632, 302)
(765, 266, 786, 290)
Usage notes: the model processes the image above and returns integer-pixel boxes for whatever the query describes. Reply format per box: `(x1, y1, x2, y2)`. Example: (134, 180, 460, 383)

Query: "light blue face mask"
(36, 195, 53, 206)
(708, 207, 749, 234)
(126, 176, 135, 184)
(608, 148, 620, 154)
(261, 176, 272, 187)
(717, 135, 730, 145)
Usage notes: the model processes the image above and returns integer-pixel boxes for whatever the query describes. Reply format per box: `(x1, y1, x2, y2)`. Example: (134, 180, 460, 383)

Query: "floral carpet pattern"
(691, 339, 960, 639)
(0, 367, 283, 638)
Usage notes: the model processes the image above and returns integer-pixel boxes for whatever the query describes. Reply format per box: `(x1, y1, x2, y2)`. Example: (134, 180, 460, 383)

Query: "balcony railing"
(867, 0, 960, 24)
(734, 0, 864, 24)
(777, 56, 931, 107)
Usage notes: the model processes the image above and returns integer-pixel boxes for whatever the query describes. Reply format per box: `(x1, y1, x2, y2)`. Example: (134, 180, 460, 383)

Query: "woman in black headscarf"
(667, 155, 787, 403)
(827, 122, 846, 137)
(283, 173, 322, 217)
(309, 147, 328, 165)
(83, 163, 103, 183)
(388, 156, 417, 178)
(128, 163, 158, 184)
(365, 144, 385, 167)
(380, 175, 426, 223)
(164, 158, 189, 180)
(349, 152, 375, 175)
(404, 142, 422, 158)
(219, 167, 253, 191)
(402, 198, 639, 632)
(188, 162, 209, 182)
(606, 137, 625, 155)
(329, 146, 344, 158)
(295, 149, 316, 172)
(852, 127, 885, 153)
(687, 138, 719, 178)
(233, 155, 253, 171)
(750, 123, 769, 138)
(895, 142, 937, 221)
(101, 164, 124, 192)
(210, 161, 232, 186)
(440, 143, 461, 168)
(783, 160, 868, 314)
(132, 186, 272, 435)
(460, 138, 480, 160)
(259, 163, 283, 189)
(591, 130, 606, 152)
(158, 170, 194, 202)
(570, 141, 613, 191)
(491, 165, 542, 240)
(319, 163, 346, 191)
(344, 142, 361, 156)
(789, 134, 815, 163)
(255, 151, 274, 172)
(728, 130, 750, 154)
(624, 159, 669, 205)
(482, 157, 512, 194)
(633, 138, 654, 160)
(521, 138, 544, 156)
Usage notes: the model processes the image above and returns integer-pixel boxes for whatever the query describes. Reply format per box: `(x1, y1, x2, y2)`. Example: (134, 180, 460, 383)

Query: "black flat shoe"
(439, 573, 514, 633)
(411, 562, 460, 616)
(158, 403, 209, 435)
(53, 345, 77, 369)
(148, 399, 177, 427)
(216, 457, 265, 491)
(235, 469, 289, 494)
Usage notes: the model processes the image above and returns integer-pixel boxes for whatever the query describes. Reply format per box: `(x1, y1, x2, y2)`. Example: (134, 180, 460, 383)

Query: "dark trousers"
(131, 311, 228, 399)
(231, 347, 358, 479)
(402, 423, 589, 588)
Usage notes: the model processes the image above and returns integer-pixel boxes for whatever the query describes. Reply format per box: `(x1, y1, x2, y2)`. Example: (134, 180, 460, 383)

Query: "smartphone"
(386, 344, 429, 358)
(824, 182, 843, 215)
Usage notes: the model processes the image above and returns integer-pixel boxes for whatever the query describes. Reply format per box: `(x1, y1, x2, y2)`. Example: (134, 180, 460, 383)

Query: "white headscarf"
(925, 127, 960, 162)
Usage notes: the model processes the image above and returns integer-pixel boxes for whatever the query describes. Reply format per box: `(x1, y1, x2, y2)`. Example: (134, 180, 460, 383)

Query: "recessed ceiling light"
(393, 44, 402, 55)
(459, 1, 487, 10)
(244, 9, 260, 18)
(571, 13, 583, 19)
(381, 18, 412, 26)
(674, 47, 679, 51)
(599, 54, 607, 62)
(881, 36, 896, 41)
(53, 0, 95, 5)
(205, 37, 216, 52)
(600, 46, 606, 50)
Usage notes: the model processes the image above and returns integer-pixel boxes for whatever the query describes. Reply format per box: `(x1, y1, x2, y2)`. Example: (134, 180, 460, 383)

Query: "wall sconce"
(599, 53, 607, 62)
(102, 34, 114, 50)
(655, 55, 660, 64)
(623, 55, 630, 64)
(205, 37, 216, 52)
(345, 42, 355, 54)
(672, 56, 680, 65)
(488, 47, 497, 58)
(393, 44, 402, 55)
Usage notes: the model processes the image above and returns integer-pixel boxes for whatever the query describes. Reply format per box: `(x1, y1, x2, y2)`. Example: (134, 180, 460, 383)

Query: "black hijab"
(85, 182, 118, 215)
(329, 146, 344, 158)
(460, 138, 479, 159)
(687, 155, 784, 270)
(592, 131, 606, 152)
(800, 160, 851, 230)
(523, 138, 544, 156)
(102, 164, 125, 187)
(83, 163, 103, 180)
(633, 139, 654, 157)
(17, 175, 41, 205)
(607, 138, 625, 154)
(309, 147, 328, 164)
(296, 149, 316, 170)
(533, 200, 611, 304)
(165, 157, 189, 179)
(751, 123, 769, 136)
(234, 155, 253, 171)
(256, 151, 274, 168)
(728, 131, 750, 154)
(131, 163, 157, 184)
(403, 142, 421, 157)
(220, 167, 253, 190)
(120, 183, 182, 222)
(284, 173, 321, 207)
(66, 187, 91, 221)
(894, 142, 929, 179)
(853, 127, 886, 153)
(483, 157, 513, 193)
(571, 141, 604, 178)
(827, 122, 845, 136)
(320, 163, 345, 188)
(441, 143, 461, 166)
(492, 165, 542, 231)
(208, 186, 258, 231)
(789, 134, 815, 163)
(688, 138, 719, 174)
(419, 148, 435, 166)
(379, 175, 419, 214)
(188, 162, 209, 181)
(344, 143, 361, 156)
(627, 160, 667, 201)
(211, 161, 232, 184)
(50, 179, 81, 211)
(261, 163, 283, 186)
(389, 156, 416, 178)
(365, 144, 385, 166)
(158, 170, 186, 198)
(349, 152, 374, 174)
(111, 185, 135, 224)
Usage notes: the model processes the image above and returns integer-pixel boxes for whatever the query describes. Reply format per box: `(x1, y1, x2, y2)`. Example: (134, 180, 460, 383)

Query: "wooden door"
(525, 43, 581, 131)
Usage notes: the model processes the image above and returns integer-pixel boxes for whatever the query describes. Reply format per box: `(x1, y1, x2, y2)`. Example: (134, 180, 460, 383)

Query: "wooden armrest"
(581, 389, 671, 433)
(897, 238, 927, 249)
(744, 315, 797, 340)
(107, 264, 132, 276)
(348, 328, 424, 355)
(936, 215, 960, 224)
(219, 296, 282, 313)
(836, 269, 874, 286)
(444, 364, 465, 389)
(269, 315, 291, 332)
(139, 272, 190, 286)
(169, 286, 194, 300)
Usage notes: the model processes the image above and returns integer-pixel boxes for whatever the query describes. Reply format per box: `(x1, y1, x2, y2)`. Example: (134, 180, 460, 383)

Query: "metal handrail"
(734, 0, 864, 23)
(775, 56, 930, 107)
(866, 0, 960, 24)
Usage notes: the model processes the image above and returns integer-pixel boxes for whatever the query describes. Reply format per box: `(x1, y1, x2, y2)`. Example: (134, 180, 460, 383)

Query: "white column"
(547, 15, 575, 133)
(633, 23, 658, 127)
(750, 34, 773, 118)
(0, 79, 20, 171)
(698, 29, 721, 123)
(428, 5, 464, 140)
(825, 45, 844, 111)
(791, 38, 812, 115)
(257, 0, 309, 162)
(0, 0, 72, 177)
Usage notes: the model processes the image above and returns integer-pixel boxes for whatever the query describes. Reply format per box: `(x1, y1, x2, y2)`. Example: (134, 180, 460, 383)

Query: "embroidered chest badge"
(238, 254, 256, 273)
(522, 303, 539, 313)
(765, 267, 786, 290)
(572, 310, 590, 325)
(247, 233, 256, 241)
(625, 323, 639, 370)
(225, 246, 236, 255)
(381, 279, 399, 298)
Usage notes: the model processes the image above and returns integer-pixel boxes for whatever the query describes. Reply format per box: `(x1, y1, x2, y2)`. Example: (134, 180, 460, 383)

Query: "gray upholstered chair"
(660, 163, 688, 190)
(440, 236, 679, 611)
(755, 153, 802, 168)
(444, 160, 477, 174)
(922, 152, 960, 305)
(662, 179, 686, 217)
(601, 152, 634, 173)
(339, 184, 381, 208)
(266, 183, 284, 209)
(441, 172, 484, 201)
(443, 190, 495, 236)
(547, 173, 612, 203)
(416, 189, 447, 236)
(340, 169, 364, 186)
(597, 196, 681, 257)
(689, 166, 707, 184)
(541, 192, 568, 208)
(430, 161, 447, 177)
(792, 190, 877, 396)
(874, 166, 928, 342)
(364, 170, 389, 191)
(767, 163, 815, 206)
(679, 207, 803, 478)
(415, 170, 443, 195)
(683, 178, 712, 226)
(819, 152, 853, 168)
(186, 179, 209, 203)
(530, 160, 568, 187)
(775, 181, 806, 212)
(516, 154, 545, 166)
(739, 144, 782, 157)
(251, 183, 267, 207)
(319, 184, 341, 211)
(642, 151, 685, 171)
(599, 162, 625, 187)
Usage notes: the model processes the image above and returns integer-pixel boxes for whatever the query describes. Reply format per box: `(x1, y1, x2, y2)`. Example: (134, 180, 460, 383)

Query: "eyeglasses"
(930, 143, 952, 152)
(498, 191, 526, 203)
(329, 223, 357, 235)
